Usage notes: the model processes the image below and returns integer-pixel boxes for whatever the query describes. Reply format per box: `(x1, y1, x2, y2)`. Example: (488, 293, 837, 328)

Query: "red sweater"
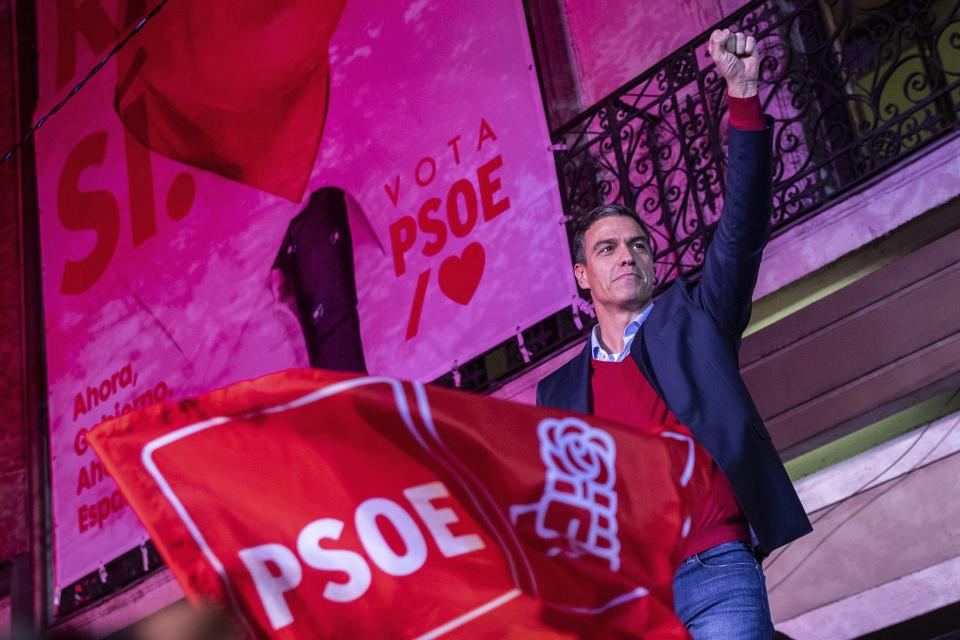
(591, 357, 749, 560)
(728, 94, 765, 131)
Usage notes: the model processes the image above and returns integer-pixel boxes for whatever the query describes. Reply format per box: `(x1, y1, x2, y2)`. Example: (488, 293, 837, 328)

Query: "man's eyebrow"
(592, 235, 648, 251)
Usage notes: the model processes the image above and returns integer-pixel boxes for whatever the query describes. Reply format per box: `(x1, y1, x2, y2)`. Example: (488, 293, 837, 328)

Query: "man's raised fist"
(708, 28, 759, 98)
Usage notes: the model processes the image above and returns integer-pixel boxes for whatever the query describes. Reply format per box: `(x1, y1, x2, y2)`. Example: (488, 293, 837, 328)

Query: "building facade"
(1, 0, 959, 637)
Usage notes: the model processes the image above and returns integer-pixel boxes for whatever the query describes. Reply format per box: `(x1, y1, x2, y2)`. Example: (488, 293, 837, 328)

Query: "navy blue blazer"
(537, 123, 812, 554)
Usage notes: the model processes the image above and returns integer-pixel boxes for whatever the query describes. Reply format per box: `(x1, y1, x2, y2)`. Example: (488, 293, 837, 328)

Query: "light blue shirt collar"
(591, 303, 654, 362)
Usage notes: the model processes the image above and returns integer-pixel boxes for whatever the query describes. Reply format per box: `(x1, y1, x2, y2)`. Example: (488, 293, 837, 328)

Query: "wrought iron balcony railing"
(432, 0, 960, 394)
(554, 0, 960, 288)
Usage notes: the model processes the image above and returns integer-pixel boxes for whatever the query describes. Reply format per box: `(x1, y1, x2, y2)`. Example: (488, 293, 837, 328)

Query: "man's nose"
(617, 246, 635, 264)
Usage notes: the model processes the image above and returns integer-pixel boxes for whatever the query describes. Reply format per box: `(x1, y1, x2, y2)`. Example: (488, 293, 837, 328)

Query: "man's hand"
(708, 29, 759, 98)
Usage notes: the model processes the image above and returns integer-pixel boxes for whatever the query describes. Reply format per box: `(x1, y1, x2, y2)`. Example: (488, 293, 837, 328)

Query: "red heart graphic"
(438, 242, 486, 305)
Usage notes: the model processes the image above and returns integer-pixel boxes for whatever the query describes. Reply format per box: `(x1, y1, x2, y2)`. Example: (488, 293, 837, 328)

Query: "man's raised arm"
(695, 29, 773, 340)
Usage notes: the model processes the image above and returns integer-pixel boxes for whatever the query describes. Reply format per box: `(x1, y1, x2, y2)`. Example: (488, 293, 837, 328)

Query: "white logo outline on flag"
(510, 417, 621, 572)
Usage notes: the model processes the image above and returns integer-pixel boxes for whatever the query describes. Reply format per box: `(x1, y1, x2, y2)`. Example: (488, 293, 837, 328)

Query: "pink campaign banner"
(35, 0, 575, 595)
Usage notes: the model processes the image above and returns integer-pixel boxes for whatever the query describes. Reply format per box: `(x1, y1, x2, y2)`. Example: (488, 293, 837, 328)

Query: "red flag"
(116, 1, 346, 201)
(88, 370, 707, 638)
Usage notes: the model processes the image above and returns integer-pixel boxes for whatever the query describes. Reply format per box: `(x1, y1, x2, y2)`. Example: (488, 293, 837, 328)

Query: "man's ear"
(574, 262, 590, 290)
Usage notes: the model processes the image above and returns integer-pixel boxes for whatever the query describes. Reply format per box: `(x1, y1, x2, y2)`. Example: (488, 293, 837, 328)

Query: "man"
(536, 29, 812, 638)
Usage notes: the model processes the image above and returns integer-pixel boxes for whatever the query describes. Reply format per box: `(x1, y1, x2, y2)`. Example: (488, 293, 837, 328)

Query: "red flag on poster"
(116, 0, 347, 201)
(87, 370, 706, 638)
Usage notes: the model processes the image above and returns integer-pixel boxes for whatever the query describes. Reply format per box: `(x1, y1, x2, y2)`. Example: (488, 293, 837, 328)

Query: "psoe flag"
(87, 370, 707, 638)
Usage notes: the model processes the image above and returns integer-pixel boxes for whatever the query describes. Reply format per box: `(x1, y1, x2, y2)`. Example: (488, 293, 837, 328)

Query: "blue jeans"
(672, 541, 774, 639)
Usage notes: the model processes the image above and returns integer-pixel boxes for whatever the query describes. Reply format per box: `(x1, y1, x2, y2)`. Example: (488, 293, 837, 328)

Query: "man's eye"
(600, 247, 612, 253)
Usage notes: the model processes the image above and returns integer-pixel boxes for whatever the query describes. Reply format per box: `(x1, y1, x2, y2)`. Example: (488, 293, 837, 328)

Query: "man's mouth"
(614, 272, 644, 282)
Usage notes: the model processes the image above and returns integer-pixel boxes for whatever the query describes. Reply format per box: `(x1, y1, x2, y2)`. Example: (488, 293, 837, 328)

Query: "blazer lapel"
(629, 313, 667, 402)
(568, 340, 592, 415)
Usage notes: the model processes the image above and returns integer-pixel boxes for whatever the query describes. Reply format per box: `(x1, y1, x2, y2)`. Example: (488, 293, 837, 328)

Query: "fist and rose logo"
(511, 417, 622, 572)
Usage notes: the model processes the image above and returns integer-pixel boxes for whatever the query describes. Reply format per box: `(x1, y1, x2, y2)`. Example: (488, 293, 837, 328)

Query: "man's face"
(574, 215, 655, 312)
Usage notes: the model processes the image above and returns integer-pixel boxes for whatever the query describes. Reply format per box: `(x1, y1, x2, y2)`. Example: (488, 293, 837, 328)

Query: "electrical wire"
(765, 387, 960, 570)
(762, 391, 951, 570)
(0, 0, 170, 165)
(766, 388, 960, 592)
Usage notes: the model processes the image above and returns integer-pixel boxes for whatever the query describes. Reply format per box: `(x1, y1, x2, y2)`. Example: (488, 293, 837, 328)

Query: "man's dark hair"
(573, 204, 649, 265)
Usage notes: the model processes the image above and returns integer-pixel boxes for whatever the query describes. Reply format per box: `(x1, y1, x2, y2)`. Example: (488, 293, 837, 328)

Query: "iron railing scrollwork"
(432, 0, 960, 395)
(553, 0, 960, 290)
